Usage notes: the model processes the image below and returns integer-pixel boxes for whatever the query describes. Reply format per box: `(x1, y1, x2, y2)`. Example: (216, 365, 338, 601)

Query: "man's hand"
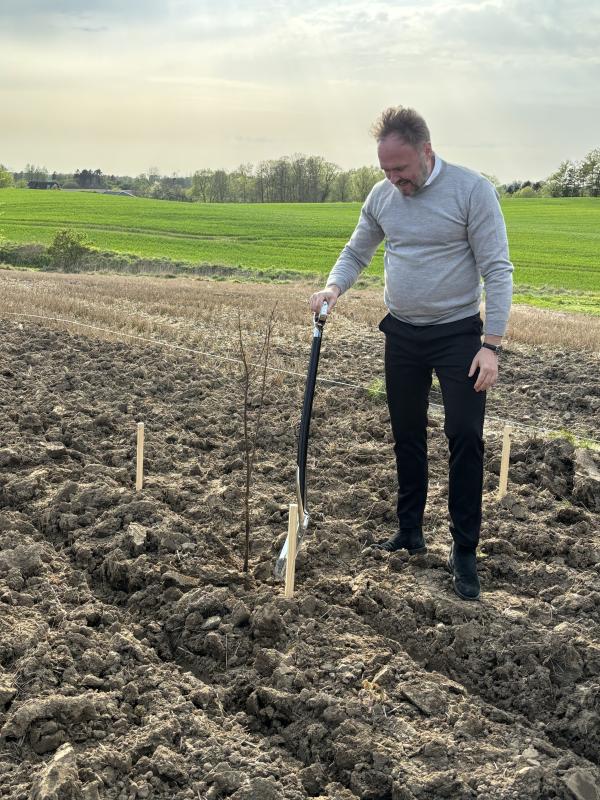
(469, 347, 498, 392)
(309, 285, 341, 314)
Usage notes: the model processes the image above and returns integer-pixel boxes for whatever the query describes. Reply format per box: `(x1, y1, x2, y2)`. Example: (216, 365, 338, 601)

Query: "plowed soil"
(1, 276, 599, 800)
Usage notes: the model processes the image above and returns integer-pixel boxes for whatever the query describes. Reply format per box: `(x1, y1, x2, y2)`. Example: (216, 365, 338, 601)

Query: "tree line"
(1, 147, 599, 201)
(540, 149, 600, 197)
(488, 147, 600, 198)
(0, 158, 383, 203)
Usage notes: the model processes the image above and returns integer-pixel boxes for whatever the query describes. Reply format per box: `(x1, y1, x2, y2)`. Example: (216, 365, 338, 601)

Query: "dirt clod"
(1, 307, 599, 800)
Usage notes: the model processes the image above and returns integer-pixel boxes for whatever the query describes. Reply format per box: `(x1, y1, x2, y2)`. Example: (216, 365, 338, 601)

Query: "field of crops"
(1, 188, 599, 306)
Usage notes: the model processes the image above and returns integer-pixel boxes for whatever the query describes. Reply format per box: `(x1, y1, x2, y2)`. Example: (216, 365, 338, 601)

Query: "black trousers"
(379, 312, 486, 551)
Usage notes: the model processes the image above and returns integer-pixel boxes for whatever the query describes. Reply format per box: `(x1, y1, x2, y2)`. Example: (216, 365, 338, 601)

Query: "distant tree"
(316, 158, 341, 202)
(24, 164, 49, 182)
(255, 162, 269, 203)
(331, 171, 352, 202)
(230, 163, 254, 202)
(132, 173, 152, 197)
(272, 158, 292, 202)
(305, 156, 322, 202)
(112, 174, 134, 190)
(258, 154, 341, 202)
(586, 163, 600, 197)
(350, 166, 383, 201)
(544, 160, 575, 197)
(151, 175, 188, 202)
(515, 186, 536, 198)
(579, 148, 600, 196)
(74, 168, 105, 189)
(210, 169, 229, 202)
(74, 169, 89, 188)
(290, 154, 307, 201)
(253, 159, 278, 202)
(190, 169, 213, 202)
(504, 179, 546, 197)
(504, 180, 523, 195)
(0, 165, 14, 188)
(562, 162, 581, 197)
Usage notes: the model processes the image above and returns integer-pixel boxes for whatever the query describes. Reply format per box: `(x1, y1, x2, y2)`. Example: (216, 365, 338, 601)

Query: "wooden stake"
(136, 422, 145, 492)
(497, 424, 513, 501)
(284, 503, 299, 599)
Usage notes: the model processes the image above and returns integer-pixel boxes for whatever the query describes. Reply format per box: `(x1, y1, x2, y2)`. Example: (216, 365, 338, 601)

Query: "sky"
(1, 0, 599, 183)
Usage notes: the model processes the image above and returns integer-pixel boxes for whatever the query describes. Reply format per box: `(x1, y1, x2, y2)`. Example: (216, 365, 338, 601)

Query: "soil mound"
(1, 318, 599, 799)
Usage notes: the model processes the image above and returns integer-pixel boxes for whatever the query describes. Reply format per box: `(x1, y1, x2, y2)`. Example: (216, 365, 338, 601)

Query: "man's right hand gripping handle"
(309, 284, 341, 314)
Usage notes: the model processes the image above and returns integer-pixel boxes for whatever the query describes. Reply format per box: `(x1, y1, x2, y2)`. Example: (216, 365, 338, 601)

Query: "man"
(310, 106, 513, 601)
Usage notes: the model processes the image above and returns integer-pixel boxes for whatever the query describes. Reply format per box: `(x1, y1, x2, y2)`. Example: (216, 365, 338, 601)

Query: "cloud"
(1, 0, 598, 180)
(0, 0, 165, 19)
(73, 25, 109, 33)
(427, 0, 600, 58)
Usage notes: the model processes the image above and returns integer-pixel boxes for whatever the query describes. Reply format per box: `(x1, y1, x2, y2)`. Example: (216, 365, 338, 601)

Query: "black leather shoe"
(369, 528, 427, 555)
(447, 544, 480, 601)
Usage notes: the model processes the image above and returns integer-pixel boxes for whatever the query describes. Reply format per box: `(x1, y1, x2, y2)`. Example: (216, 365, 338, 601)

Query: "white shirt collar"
(424, 153, 442, 187)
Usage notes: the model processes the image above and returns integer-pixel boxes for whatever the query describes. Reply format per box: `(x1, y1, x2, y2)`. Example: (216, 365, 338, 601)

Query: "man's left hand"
(469, 347, 498, 392)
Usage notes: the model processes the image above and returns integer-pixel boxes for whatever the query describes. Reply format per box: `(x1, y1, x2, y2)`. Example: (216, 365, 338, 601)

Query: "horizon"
(1, 1, 598, 184)
(2, 151, 578, 187)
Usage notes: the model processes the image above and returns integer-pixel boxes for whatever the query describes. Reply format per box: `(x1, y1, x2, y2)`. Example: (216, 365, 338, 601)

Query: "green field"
(1, 189, 599, 311)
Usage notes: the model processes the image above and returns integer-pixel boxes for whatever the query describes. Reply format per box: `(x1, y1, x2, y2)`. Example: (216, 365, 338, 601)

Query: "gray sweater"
(327, 159, 513, 335)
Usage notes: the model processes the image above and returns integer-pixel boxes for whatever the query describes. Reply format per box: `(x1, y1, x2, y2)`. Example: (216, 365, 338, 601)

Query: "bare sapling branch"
(237, 307, 277, 572)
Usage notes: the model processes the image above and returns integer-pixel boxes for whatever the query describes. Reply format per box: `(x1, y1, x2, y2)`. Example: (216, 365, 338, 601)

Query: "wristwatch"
(481, 342, 503, 355)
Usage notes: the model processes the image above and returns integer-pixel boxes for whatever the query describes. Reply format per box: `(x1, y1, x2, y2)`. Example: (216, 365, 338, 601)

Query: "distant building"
(28, 180, 61, 189)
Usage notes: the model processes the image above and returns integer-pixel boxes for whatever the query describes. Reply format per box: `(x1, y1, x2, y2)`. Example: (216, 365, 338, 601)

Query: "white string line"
(3, 312, 363, 390)
(4, 311, 599, 448)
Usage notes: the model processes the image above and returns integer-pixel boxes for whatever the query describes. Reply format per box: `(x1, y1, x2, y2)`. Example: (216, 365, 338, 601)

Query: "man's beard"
(396, 154, 430, 192)
(412, 154, 431, 189)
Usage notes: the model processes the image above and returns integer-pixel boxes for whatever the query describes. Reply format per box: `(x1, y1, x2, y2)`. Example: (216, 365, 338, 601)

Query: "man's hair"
(371, 106, 431, 147)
